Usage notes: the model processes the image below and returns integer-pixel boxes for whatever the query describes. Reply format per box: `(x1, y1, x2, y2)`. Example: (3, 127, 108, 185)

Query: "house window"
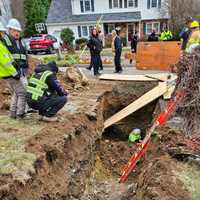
(153, 22, 160, 33)
(128, 0, 138, 7)
(85, 0, 91, 11)
(128, 0, 134, 7)
(146, 22, 160, 35)
(109, 0, 138, 9)
(108, 24, 115, 33)
(147, 0, 161, 9)
(124, 0, 128, 7)
(82, 26, 88, 37)
(152, 0, 157, 7)
(78, 25, 95, 38)
(113, 0, 119, 8)
(80, 0, 94, 12)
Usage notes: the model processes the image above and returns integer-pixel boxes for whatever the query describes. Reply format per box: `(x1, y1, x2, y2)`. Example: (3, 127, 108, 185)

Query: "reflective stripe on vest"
(12, 54, 26, 60)
(4, 35, 12, 46)
(186, 31, 200, 51)
(27, 86, 44, 100)
(27, 70, 53, 101)
(3, 61, 13, 68)
(29, 78, 48, 89)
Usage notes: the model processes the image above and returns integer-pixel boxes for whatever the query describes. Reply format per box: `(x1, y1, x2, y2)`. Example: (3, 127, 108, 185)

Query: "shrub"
(61, 28, 75, 47)
(75, 38, 88, 50)
(75, 38, 88, 45)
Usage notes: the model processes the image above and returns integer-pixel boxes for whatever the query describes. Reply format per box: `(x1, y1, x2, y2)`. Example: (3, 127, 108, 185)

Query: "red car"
(30, 34, 57, 54)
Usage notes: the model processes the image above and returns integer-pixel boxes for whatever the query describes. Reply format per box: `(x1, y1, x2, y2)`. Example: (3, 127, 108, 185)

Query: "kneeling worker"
(26, 61, 68, 122)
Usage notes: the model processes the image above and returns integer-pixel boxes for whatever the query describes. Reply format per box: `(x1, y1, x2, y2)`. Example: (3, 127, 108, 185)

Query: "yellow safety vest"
(0, 41, 17, 78)
(186, 30, 200, 51)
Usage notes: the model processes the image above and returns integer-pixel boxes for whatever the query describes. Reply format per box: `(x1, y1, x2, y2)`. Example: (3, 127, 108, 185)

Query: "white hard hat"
(132, 128, 141, 135)
(115, 26, 121, 31)
(0, 22, 6, 32)
(7, 18, 22, 32)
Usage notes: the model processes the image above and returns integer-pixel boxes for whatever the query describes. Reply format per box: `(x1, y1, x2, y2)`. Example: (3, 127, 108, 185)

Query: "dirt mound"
(65, 65, 89, 89)
(0, 74, 200, 200)
(136, 124, 200, 200)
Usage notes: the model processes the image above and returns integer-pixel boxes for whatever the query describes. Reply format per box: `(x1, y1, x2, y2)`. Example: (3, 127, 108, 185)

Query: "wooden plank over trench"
(104, 82, 168, 129)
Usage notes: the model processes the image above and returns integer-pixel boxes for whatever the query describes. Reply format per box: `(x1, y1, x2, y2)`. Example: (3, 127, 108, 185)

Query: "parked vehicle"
(22, 38, 31, 54)
(29, 34, 57, 54)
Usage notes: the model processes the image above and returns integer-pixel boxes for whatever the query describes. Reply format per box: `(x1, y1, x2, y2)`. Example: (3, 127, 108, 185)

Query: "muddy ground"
(0, 59, 200, 200)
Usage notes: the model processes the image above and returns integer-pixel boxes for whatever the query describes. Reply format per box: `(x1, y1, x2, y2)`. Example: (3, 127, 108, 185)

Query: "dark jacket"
(114, 35, 122, 53)
(2, 33, 28, 70)
(148, 32, 158, 41)
(179, 27, 191, 50)
(87, 35, 102, 55)
(131, 35, 138, 52)
(30, 64, 67, 98)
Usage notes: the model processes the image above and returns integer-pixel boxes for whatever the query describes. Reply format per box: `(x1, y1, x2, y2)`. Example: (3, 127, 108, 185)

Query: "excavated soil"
(0, 62, 200, 199)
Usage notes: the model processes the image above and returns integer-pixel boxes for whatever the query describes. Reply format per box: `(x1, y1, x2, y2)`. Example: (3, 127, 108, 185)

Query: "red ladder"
(119, 90, 185, 183)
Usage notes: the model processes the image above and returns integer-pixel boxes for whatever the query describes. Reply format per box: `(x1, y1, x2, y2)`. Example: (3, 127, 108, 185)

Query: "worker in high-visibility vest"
(160, 28, 173, 41)
(26, 61, 68, 122)
(186, 20, 200, 53)
(2, 19, 28, 119)
(0, 22, 22, 119)
(0, 22, 19, 79)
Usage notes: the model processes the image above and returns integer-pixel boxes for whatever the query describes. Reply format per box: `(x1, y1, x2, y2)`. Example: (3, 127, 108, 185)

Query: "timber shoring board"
(99, 74, 156, 81)
(145, 73, 177, 82)
(104, 82, 168, 129)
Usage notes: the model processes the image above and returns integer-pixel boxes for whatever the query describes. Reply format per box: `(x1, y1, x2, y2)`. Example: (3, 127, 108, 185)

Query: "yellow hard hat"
(190, 21, 199, 28)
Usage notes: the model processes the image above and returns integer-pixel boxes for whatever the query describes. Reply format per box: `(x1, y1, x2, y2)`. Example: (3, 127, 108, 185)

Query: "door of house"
(128, 23, 135, 42)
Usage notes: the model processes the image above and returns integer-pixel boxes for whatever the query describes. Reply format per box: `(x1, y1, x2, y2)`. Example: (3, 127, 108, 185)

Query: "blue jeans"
(27, 96, 67, 117)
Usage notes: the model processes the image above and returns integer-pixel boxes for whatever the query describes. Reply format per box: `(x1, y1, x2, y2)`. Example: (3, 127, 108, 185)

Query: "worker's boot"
(42, 116, 58, 122)
(16, 113, 26, 120)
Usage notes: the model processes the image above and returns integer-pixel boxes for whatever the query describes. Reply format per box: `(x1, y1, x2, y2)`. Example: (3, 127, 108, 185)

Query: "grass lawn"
(0, 115, 45, 184)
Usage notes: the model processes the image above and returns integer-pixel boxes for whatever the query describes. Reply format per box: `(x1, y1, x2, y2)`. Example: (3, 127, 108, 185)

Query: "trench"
(1, 81, 200, 200)
(82, 82, 158, 200)
(82, 82, 200, 200)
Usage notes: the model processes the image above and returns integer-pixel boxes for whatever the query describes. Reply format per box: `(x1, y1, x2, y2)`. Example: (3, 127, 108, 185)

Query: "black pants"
(114, 50, 122, 72)
(130, 49, 136, 64)
(27, 96, 67, 117)
(98, 54, 103, 70)
(91, 53, 100, 75)
(89, 54, 103, 71)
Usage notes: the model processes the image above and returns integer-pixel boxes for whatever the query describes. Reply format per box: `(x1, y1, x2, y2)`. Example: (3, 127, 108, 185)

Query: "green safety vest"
(3, 34, 27, 67)
(27, 70, 53, 101)
(128, 132, 141, 143)
(160, 31, 173, 41)
(0, 41, 18, 78)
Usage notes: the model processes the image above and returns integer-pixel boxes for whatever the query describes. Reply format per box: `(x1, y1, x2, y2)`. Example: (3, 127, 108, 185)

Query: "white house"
(46, 0, 169, 45)
(0, 0, 12, 26)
